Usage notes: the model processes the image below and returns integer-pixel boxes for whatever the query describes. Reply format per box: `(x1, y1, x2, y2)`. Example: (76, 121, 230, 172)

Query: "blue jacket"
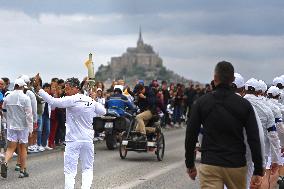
(105, 93, 135, 116)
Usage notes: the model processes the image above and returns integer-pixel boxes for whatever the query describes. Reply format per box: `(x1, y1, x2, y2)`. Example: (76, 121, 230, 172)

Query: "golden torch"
(84, 53, 96, 91)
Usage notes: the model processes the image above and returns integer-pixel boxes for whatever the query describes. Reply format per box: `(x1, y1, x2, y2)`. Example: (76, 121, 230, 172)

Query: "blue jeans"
(173, 105, 181, 124)
(37, 114, 43, 146)
(41, 114, 50, 147)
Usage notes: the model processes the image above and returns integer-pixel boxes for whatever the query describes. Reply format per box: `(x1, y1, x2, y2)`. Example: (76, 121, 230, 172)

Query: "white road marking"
(113, 161, 185, 189)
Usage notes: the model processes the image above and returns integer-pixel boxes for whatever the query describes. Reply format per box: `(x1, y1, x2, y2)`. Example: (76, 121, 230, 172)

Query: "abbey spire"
(137, 26, 144, 48)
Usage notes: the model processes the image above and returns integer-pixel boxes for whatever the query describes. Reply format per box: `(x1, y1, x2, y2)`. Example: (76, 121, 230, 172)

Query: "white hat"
(14, 78, 27, 87)
(258, 80, 267, 93)
(233, 73, 244, 88)
(245, 78, 259, 91)
(267, 86, 280, 97)
(20, 75, 30, 83)
(273, 77, 284, 86)
(96, 88, 102, 92)
(114, 85, 124, 92)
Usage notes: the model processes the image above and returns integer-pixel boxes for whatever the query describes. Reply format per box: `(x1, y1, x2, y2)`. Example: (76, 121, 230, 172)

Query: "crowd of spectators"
(0, 75, 211, 155)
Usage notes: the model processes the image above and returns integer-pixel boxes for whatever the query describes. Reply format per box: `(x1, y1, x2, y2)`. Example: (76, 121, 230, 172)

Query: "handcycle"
(119, 112, 165, 161)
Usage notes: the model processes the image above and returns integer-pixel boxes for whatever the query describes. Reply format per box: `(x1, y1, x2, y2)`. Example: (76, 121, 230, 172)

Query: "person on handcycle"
(134, 84, 161, 141)
(105, 85, 136, 119)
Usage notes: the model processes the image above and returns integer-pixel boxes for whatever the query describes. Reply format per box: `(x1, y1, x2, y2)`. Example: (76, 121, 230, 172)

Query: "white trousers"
(64, 141, 94, 189)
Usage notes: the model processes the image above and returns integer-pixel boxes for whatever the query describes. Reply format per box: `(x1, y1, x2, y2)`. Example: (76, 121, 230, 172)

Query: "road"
(0, 127, 200, 189)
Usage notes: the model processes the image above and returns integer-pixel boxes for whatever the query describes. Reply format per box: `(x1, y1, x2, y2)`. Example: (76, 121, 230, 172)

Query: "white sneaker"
(174, 123, 180, 128)
(28, 146, 34, 150)
(13, 152, 18, 157)
(28, 148, 39, 153)
(38, 146, 45, 152)
(45, 146, 53, 150)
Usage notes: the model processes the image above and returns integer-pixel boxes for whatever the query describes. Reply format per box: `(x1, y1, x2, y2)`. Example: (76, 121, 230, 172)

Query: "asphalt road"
(0, 127, 200, 189)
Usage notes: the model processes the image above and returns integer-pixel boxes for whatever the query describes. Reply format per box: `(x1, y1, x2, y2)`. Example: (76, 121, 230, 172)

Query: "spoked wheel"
(156, 133, 165, 161)
(119, 132, 128, 159)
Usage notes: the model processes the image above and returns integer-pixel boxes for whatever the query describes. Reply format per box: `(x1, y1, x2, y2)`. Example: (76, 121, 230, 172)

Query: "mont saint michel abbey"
(110, 29, 163, 71)
(95, 29, 187, 84)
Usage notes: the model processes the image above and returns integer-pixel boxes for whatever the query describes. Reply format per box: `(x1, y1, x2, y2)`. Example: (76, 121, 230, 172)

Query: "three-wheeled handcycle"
(119, 113, 165, 161)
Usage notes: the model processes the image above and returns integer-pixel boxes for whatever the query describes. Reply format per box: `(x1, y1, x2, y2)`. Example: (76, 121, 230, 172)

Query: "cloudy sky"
(0, 0, 284, 83)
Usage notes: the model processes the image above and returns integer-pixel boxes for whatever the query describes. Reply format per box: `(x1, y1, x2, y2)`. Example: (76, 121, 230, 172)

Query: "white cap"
(14, 78, 27, 87)
(258, 80, 267, 93)
(245, 78, 259, 91)
(114, 85, 124, 92)
(267, 86, 280, 97)
(273, 77, 284, 86)
(233, 73, 244, 88)
(20, 75, 30, 83)
(96, 88, 102, 92)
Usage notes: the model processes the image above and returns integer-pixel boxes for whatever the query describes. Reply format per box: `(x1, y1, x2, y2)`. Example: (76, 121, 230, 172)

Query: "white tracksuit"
(244, 94, 281, 167)
(280, 89, 284, 105)
(264, 97, 284, 165)
(38, 89, 106, 189)
(244, 107, 265, 189)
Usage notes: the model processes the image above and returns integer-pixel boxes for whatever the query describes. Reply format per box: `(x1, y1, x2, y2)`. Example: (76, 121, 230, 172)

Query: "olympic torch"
(84, 53, 96, 92)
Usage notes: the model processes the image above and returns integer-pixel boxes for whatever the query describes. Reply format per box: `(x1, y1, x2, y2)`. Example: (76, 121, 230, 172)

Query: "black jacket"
(185, 84, 263, 176)
(136, 86, 157, 113)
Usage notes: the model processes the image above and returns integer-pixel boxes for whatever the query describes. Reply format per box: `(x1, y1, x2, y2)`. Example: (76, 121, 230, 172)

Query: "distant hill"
(95, 29, 189, 85)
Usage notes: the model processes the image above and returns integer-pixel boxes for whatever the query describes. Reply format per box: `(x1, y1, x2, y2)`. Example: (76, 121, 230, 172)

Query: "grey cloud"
(1, 0, 284, 36)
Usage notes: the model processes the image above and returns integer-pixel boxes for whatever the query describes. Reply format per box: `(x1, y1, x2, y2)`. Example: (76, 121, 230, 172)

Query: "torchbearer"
(34, 75, 106, 189)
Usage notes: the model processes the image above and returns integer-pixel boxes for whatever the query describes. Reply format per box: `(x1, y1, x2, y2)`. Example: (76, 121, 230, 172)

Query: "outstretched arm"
(38, 89, 75, 108)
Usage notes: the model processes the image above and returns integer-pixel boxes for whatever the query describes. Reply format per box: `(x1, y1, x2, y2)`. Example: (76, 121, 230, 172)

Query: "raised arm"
(38, 89, 75, 108)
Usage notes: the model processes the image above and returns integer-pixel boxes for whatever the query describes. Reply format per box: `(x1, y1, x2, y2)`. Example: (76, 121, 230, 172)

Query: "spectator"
(184, 82, 196, 119)
(0, 79, 5, 96)
(1, 77, 10, 94)
(173, 83, 183, 127)
(33, 77, 45, 152)
(40, 83, 52, 150)
(161, 81, 171, 127)
(96, 88, 105, 106)
(48, 79, 59, 148)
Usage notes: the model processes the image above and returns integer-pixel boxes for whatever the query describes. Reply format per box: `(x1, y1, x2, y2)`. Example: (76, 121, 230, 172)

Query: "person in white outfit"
(35, 76, 106, 189)
(244, 78, 281, 188)
(232, 74, 265, 189)
(267, 86, 284, 183)
(20, 75, 38, 153)
(273, 77, 284, 105)
(1, 78, 33, 178)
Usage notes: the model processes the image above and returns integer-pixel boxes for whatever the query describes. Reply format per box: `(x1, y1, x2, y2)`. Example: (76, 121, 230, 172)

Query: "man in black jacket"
(185, 61, 264, 189)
